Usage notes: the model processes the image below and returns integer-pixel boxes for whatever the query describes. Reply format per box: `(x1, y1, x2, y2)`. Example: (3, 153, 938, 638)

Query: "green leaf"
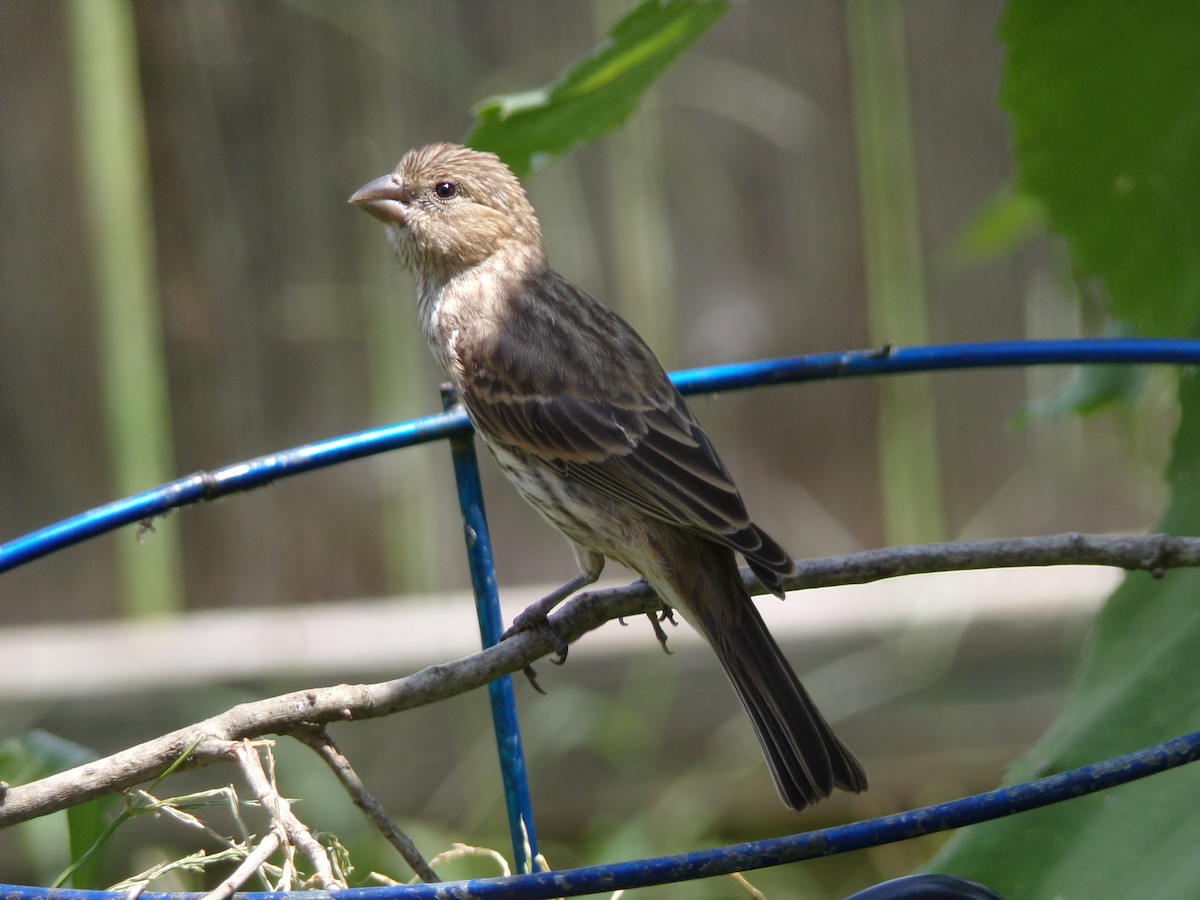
(0, 731, 115, 888)
(467, 0, 728, 176)
(927, 4, 1200, 893)
(65, 800, 112, 889)
(1000, 0, 1200, 335)
(947, 186, 1044, 266)
(927, 371, 1200, 897)
(1018, 363, 1146, 422)
(0, 730, 97, 788)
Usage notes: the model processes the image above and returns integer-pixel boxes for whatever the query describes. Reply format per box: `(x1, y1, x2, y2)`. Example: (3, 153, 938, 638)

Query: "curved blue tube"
(4, 339, 1198, 575)
(5, 338, 1200, 898)
(0, 407, 471, 574)
(2, 727, 1197, 898)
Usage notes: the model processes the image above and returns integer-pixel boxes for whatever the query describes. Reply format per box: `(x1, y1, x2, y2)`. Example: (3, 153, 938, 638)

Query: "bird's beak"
(349, 174, 408, 225)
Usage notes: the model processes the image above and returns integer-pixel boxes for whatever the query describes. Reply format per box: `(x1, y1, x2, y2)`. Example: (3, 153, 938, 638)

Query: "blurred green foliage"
(929, 3, 1200, 895)
(469, 0, 728, 176)
(1001, 1, 1200, 337)
(0, 731, 115, 888)
(10, 0, 1199, 894)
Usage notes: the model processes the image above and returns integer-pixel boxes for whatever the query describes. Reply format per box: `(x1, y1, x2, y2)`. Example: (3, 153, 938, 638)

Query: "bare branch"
(202, 828, 284, 900)
(289, 724, 439, 883)
(232, 740, 340, 890)
(781, 532, 1198, 590)
(2, 532, 1195, 830)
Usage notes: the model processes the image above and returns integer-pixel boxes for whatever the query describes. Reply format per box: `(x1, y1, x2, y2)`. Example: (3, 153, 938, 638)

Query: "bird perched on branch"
(350, 143, 866, 811)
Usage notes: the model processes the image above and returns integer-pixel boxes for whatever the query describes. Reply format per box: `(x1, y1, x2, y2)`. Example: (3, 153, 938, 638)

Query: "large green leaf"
(467, 0, 728, 176)
(927, 3, 1200, 894)
(929, 372, 1200, 896)
(1000, 0, 1200, 336)
(0, 731, 114, 888)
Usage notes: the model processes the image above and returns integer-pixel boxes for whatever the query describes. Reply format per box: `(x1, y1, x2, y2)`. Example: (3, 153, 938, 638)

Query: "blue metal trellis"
(6, 338, 1200, 576)
(3, 338, 1200, 897)
(441, 386, 540, 872)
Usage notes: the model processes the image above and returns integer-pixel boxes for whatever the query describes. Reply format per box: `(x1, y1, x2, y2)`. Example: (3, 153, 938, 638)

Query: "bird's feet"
(500, 572, 596, 691)
(615, 580, 677, 652)
(501, 605, 567, 695)
(501, 599, 571, 663)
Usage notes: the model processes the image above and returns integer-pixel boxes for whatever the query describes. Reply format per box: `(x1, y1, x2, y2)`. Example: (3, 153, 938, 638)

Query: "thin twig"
(202, 828, 284, 900)
(2, 532, 1197, 828)
(781, 531, 1197, 590)
(289, 723, 439, 883)
(232, 740, 341, 890)
(423, 842, 511, 879)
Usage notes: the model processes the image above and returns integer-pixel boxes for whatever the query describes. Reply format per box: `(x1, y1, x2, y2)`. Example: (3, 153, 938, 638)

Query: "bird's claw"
(521, 663, 547, 695)
(501, 608, 570, 663)
(508, 617, 564, 693)
(647, 604, 677, 654)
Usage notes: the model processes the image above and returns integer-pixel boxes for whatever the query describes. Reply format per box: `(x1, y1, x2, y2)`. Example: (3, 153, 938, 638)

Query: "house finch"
(350, 143, 866, 810)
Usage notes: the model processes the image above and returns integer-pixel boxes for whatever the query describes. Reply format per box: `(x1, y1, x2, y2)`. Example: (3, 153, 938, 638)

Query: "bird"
(349, 143, 866, 811)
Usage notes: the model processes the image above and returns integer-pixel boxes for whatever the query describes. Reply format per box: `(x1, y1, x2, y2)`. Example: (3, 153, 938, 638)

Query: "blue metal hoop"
(3, 338, 1199, 897)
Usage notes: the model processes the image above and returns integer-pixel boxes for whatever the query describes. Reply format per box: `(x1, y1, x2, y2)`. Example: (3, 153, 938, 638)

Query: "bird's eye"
(434, 181, 458, 199)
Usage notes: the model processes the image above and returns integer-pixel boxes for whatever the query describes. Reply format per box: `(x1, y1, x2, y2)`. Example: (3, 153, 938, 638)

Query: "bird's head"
(350, 143, 542, 278)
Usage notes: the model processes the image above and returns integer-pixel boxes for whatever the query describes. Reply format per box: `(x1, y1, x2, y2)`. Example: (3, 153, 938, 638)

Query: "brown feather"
(456, 270, 789, 571)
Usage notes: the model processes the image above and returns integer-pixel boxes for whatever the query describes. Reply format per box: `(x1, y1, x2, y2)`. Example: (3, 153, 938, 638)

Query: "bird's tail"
(673, 548, 867, 811)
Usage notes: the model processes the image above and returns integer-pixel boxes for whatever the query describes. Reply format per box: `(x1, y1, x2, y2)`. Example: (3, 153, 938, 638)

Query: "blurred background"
(0, 1, 1177, 895)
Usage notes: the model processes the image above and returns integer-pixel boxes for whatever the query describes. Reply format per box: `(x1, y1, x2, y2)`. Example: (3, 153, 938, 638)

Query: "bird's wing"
(455, 272, 791, 574)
